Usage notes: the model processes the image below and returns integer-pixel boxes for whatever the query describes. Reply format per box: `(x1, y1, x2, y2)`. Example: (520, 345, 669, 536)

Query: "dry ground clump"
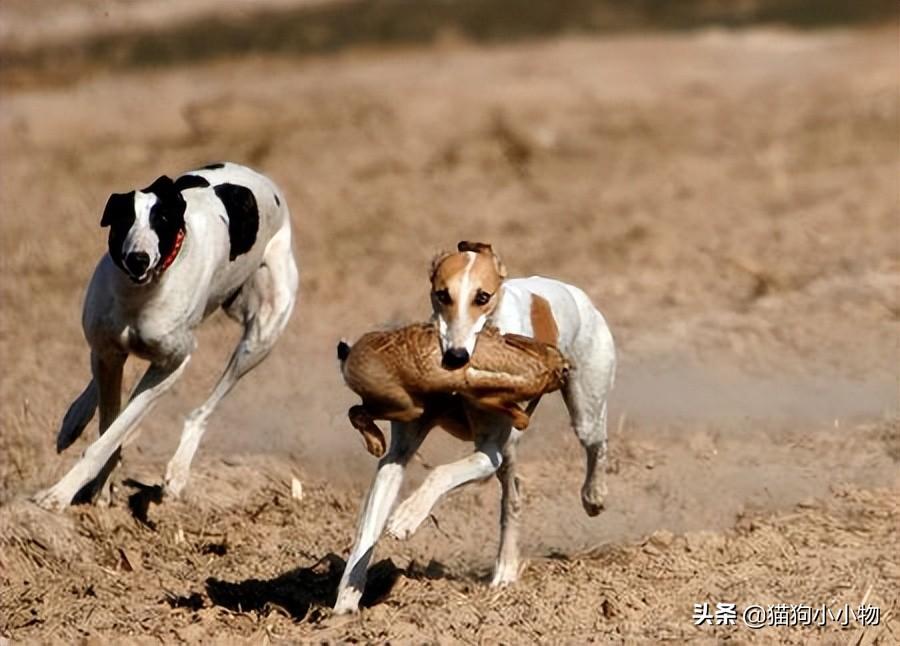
(0, 7, 897, 643)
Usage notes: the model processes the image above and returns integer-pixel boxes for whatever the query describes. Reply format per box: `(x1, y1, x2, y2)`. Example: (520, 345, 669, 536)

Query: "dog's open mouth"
(128, 272, 152, 285)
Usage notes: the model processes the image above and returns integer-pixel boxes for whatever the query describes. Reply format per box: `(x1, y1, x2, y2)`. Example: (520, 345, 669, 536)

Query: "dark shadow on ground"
(122, 478, 164, 529)
(205, 554, 403, 620)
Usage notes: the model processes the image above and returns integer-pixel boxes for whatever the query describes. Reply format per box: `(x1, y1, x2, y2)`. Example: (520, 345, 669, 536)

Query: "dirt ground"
(0, 8, 898, 643)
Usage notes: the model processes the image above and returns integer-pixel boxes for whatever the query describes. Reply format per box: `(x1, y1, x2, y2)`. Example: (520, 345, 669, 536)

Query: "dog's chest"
(114, 301, 195, 360)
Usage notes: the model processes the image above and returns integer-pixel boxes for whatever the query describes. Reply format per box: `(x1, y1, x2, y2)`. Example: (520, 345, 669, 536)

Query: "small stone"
(600, 598, 616, 618)
(291, 477, 304, 501)
(649, 529, 675, 549)
(642, 543, 662, 556)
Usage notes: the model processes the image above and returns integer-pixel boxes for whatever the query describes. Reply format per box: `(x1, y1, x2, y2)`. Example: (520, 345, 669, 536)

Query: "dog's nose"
(124, 251, 150, 276)
(442, 347, 470, 369)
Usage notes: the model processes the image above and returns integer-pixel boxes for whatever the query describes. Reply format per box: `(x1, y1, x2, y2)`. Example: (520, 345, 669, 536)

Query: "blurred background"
(1, 1, 897, 641)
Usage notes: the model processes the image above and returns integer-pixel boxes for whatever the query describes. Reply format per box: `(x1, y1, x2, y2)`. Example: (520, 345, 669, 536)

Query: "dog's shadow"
(203, 555, 463, 620)
(122, 478, 164, 528)
(205, 554, 404, 620)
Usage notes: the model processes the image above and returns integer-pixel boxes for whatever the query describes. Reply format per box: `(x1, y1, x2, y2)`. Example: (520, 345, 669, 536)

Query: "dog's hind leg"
(164, 226, 298, 498)
(33, 355, 190, 511)
(562, 346, 615, 517)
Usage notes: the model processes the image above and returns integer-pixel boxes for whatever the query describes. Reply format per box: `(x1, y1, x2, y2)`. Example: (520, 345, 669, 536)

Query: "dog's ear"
(493, 253, 508, 280)
(457, 241, 507, 280)
(429, 250, 454, 284)
(101, 191, 135, 228)
(457, 240, 493, 254)
(174, 174, 210, 191)
(142, 175, 176, 198)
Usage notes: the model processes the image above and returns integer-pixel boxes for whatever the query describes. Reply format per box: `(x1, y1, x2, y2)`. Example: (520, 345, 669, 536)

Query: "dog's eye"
(474, 291, 492, 306)
(434, 289, 452, 306)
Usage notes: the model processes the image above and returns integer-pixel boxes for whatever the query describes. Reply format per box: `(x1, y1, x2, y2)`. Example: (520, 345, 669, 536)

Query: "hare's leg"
(466, 394, 531, 430)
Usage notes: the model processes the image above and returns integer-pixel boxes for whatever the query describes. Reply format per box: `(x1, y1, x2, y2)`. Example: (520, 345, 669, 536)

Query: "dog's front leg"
(333, 420, 427, 614)
(32, 355, 190, 511)
(71, 350, 127, 505)
(387, 435, 503, 541)
(492, 438, 522, 586)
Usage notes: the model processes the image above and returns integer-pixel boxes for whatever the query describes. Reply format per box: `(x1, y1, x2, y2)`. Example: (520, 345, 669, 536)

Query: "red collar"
(159, 227, 185, 273)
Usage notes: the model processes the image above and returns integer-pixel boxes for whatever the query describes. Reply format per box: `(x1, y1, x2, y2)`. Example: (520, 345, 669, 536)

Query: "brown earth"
(0, 15, 898, 644)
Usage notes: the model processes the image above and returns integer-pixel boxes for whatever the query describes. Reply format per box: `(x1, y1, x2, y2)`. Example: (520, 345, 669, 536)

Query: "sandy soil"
(0, 18, 898, 644)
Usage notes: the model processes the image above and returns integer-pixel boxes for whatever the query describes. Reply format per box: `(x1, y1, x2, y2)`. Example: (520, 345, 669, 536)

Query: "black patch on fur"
(274, 193, 281, 206)
(174, 174, 210, 190)
(202, 162, 225, 170)
(142, 175, 188, 264)
(214, 183, 259, 261)
(337, 341, 351, 361)
(101, 191, 136, 270)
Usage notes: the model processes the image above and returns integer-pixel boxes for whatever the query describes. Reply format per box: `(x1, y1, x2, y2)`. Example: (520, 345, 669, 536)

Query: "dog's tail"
(57, 379, 99, 453)
(337, 340, 352, 362)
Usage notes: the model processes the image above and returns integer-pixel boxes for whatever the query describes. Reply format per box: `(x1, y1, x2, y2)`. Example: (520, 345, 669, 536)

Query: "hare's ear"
(429, 250, 454, 283)
(101, 191, 135, 228)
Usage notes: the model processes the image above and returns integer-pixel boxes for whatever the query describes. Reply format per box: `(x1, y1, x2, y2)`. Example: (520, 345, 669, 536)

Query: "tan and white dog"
(335, 241, 616, 613)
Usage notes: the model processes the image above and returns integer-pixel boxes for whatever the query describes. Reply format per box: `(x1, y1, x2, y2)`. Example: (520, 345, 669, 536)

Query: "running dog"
(32, 162, 298, 511)
(335, 241, 615, 613)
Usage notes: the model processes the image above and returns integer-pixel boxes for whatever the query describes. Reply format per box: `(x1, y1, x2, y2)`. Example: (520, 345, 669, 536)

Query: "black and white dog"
(33, 162, 298, 510)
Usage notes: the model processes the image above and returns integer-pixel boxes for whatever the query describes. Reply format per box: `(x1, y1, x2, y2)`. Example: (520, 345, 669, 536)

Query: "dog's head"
(430, 241, 507, 368)
(101, 174, 205, 284)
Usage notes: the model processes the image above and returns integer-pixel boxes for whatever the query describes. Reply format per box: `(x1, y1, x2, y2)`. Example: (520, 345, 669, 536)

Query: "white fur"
(439, 251, 485, 353)
(122, 191, 162, 274)
(334, 274, 616, 613)
(33, 162, 299, 510)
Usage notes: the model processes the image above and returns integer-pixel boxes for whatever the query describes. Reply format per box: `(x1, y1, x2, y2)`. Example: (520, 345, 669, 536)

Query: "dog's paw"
(162, 475, 187, 500)
(164, 457, 192, 499)
(31, 487, 71, 512)
(386, 502, 427, 541)
(490, 561, 521, 587)
(581, 478, 608, 517)
(333, 587, 362, 615)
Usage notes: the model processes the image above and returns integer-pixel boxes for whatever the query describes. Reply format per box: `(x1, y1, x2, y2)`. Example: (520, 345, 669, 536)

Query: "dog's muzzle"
(124, 251, 151, 282)
(442, 347, 470, 369)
